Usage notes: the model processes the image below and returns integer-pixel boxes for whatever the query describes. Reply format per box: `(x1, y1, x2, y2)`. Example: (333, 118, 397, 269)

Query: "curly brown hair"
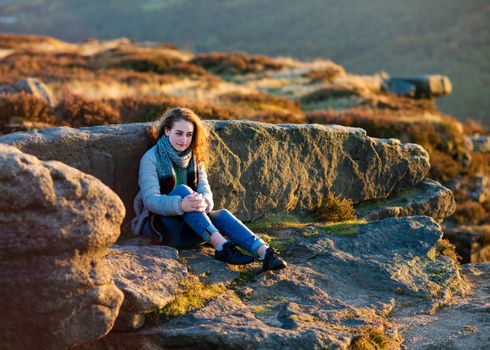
(148, 107, 209, 165)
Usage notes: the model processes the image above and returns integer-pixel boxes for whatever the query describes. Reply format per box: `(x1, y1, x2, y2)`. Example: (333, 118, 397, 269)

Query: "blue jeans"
(142, 185, 267, 257)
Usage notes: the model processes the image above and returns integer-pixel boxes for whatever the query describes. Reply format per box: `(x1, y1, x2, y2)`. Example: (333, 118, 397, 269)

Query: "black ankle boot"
(214, 242, 254, 265)
(263, 248, 288, 271)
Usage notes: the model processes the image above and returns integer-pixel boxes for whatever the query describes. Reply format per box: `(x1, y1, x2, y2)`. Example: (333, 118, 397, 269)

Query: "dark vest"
(159, 165, 199, 195)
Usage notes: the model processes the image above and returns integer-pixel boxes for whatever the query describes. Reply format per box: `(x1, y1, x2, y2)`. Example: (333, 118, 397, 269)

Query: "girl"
(132, 107, 287, 271)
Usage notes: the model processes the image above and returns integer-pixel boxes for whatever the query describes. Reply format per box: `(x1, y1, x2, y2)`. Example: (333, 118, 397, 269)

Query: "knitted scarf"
(155, 135, 198, 194)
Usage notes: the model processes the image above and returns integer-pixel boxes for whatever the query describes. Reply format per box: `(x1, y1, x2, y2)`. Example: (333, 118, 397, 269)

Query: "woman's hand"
(180, 192, 207, 212)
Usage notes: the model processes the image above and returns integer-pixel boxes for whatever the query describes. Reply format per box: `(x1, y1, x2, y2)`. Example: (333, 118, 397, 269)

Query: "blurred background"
(1, 0, 489, 124)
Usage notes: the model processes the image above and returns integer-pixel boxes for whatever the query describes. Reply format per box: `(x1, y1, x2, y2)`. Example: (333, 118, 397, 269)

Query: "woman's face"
(165, 119, 194, 154)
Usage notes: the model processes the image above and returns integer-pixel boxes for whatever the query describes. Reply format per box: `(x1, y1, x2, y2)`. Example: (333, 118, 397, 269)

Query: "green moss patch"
(302, 220, 367, 237)
(160, 278, 227, 319)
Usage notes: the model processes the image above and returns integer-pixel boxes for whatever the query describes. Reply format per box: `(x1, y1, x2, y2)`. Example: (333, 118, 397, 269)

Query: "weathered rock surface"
(0, 120, 431, 227)
(0, 124, 151, 234)
(106, 243, 189, 332)
(396, 264, 490, 349)
(180, 247, 241, 286)
(443, 225, 490, 263)
(74, 216, 466, 349)
(0, 77, 57, 107)
(0, 144, 125, 349)
(355, 179, 456, 223)
(100, 236, 241, 332)
(208, 121, 430, 221)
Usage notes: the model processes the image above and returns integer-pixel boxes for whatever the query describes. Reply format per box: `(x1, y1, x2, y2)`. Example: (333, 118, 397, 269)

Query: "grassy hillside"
(1, 0, 489, 123)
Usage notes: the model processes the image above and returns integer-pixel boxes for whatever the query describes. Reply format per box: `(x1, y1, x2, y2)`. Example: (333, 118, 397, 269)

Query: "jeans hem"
(250, 240, 268, 257)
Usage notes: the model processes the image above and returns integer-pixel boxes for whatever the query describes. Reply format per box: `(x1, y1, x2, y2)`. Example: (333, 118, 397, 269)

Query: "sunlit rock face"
(0, 144, 125, 350)
(0, 120, 431, 225)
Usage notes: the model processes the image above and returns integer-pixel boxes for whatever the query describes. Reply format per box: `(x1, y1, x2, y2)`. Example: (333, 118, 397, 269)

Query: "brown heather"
(301, 87, 361, 103)
(364, 93, 439, 114)
(302, 66, 344, 82)
(463, 118, 488, 135)
(55, 93, 120, 127)
(190, 51, 284, 74)
(0, 33, 61, 48)
(250, 111, 306, 124)
(114, 53, 182, 74)
(0, 92, 56, 126)
(461, 152, 490, 178)
(219, 91, 301, 112)
(450, 199, 488, 225)
(107, 95, 238, 124)
(0, 51, 95, 84)
(157, 62, 216, 78)
(306, 108, 468, 182)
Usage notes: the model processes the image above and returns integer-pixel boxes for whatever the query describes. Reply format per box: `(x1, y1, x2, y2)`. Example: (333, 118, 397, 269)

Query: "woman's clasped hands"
(181, 192, 207, 212)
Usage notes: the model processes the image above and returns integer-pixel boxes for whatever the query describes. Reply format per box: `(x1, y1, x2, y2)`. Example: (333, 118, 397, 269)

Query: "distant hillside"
(1, 0, 489, 124)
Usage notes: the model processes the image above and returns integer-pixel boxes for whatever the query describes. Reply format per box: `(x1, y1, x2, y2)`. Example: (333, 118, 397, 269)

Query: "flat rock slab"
(80, 291, 355, 349)
(180, 247, 245, 286)
(355, 178, 455, 223)
(395, 264, 490, 350)
(106, 244, 189, 332)
(76, 216, 466, 349)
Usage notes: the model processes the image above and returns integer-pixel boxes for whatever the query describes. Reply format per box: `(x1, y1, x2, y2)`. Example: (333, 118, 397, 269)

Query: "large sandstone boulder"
(0, 124, 152, 233)
(0, 144, 125, 350)
(75, 216, 467, 349)
(0, 121, 431, 228)
(209, 121, 430, 221)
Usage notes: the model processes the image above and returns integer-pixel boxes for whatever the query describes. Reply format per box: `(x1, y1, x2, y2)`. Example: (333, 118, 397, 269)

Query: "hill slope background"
(1, 0, 489, 124)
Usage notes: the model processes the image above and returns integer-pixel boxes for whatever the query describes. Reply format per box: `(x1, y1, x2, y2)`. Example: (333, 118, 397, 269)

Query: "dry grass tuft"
(349, 327, 395, 350)
(312, 193, 357, 222)
(437, 239, 461, 266)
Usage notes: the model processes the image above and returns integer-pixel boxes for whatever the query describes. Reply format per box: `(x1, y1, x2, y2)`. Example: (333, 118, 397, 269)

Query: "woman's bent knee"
(170, 184, 193, 197)
(212, 208, 232, 217)
(208, 209, 235, 222)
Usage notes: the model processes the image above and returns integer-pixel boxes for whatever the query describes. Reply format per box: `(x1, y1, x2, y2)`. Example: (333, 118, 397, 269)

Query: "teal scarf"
(155, 136, 198, 194)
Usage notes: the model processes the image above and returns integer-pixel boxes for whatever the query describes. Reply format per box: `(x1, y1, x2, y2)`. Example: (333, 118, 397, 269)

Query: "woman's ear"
(164, 127, 170, 136)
